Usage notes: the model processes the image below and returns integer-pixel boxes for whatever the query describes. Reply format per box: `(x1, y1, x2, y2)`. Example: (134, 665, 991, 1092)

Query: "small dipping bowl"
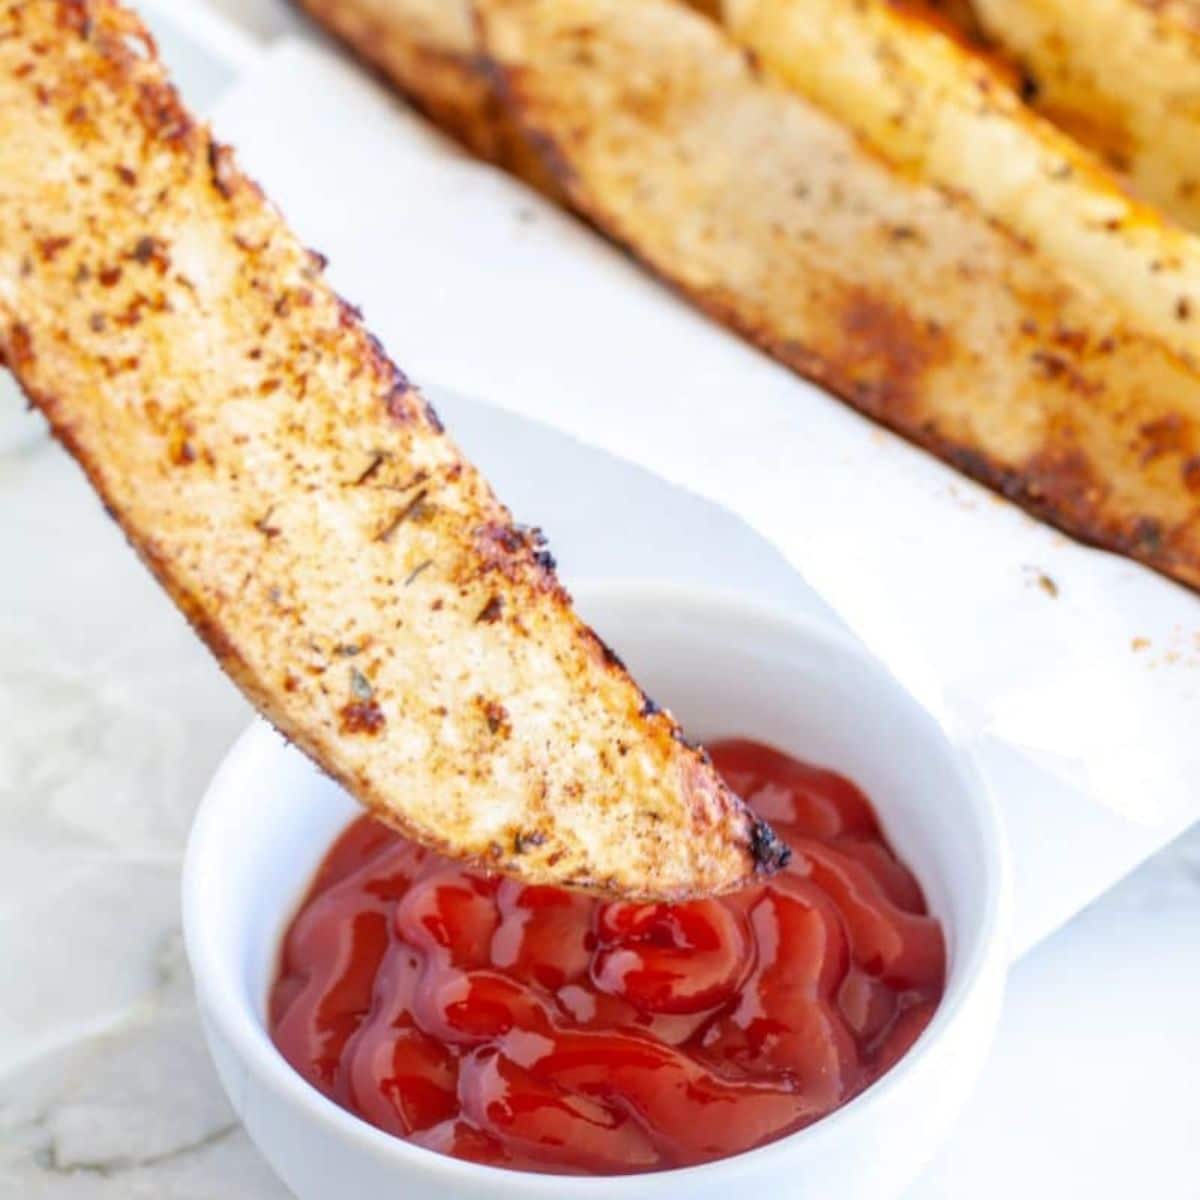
(183, 582, 1011, 1200)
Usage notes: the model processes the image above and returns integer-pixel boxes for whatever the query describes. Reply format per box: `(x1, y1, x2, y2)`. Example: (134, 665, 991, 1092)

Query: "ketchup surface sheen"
(269, 740, 945, 1175)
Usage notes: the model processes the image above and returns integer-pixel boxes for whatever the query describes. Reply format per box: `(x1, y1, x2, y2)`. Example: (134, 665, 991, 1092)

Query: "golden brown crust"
(890, 0, 987, 42)
(474, 0, 1200, 592)
(0, 0, 786, 899)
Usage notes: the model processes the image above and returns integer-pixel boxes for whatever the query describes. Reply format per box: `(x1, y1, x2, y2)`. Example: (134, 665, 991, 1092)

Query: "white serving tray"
(30, 0, 1198, 959)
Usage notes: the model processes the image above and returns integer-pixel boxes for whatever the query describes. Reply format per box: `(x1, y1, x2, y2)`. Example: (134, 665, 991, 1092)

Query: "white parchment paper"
(211, 41, 1199, 951)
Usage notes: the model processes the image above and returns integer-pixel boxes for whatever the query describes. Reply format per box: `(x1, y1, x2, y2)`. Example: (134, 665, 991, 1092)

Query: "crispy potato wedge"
(0, 0, 788, 899)
(720, 0, 1200, 366)
(476, 0, 1200, 591)
(968, 0, 1200, 232)
(292, 0, 557, 193)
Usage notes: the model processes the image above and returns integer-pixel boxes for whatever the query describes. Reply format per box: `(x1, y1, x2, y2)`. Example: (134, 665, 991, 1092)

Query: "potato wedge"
(476, 0, 1200, 591)
(0, 0, 787, 899)
(293, 0, 557, 193)
(720, 0, 1200, 366)
(969, 0, 1200, 232)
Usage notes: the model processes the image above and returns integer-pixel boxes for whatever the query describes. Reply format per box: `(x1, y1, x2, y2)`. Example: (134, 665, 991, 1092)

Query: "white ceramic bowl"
(183, 582, 1011, 1200)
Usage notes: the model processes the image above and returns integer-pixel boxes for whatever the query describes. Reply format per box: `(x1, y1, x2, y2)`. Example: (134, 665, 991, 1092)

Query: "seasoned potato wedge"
(969, 0, 1200, 232)
(721, 0, 1200, 365)
(0, 0, 787, 899)
(476, 0, 1200, 591)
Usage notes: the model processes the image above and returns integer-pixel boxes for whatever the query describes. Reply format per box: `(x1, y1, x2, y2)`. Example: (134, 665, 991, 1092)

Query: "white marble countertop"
(1, 2, 1198, 1195)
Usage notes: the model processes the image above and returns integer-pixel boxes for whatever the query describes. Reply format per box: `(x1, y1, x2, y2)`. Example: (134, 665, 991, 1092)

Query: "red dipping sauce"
(269, 740, 945, 1175)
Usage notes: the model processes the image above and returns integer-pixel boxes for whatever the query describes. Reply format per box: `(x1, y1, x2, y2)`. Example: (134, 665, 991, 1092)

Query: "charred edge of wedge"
(289, 0, 561, 194)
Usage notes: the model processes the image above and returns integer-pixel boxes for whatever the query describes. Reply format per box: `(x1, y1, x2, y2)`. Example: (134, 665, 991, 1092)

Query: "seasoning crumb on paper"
(1023, 565, 1059, 598)
(1130, 629, 1200, 669)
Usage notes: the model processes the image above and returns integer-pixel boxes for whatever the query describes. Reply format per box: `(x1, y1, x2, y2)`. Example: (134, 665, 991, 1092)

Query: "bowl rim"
(183, 579, 1012, 1195)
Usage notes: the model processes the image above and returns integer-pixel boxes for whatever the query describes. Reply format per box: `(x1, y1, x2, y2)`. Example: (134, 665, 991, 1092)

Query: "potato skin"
(0, 0, 783, 900)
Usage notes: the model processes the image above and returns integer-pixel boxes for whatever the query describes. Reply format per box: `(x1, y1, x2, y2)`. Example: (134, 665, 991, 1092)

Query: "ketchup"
(269, 740, 945, 1174)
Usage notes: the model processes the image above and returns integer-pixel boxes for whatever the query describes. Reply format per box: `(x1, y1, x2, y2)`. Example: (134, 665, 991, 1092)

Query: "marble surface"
(1, 2, 1198, 1195)
(0, 439, 276, 1198)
